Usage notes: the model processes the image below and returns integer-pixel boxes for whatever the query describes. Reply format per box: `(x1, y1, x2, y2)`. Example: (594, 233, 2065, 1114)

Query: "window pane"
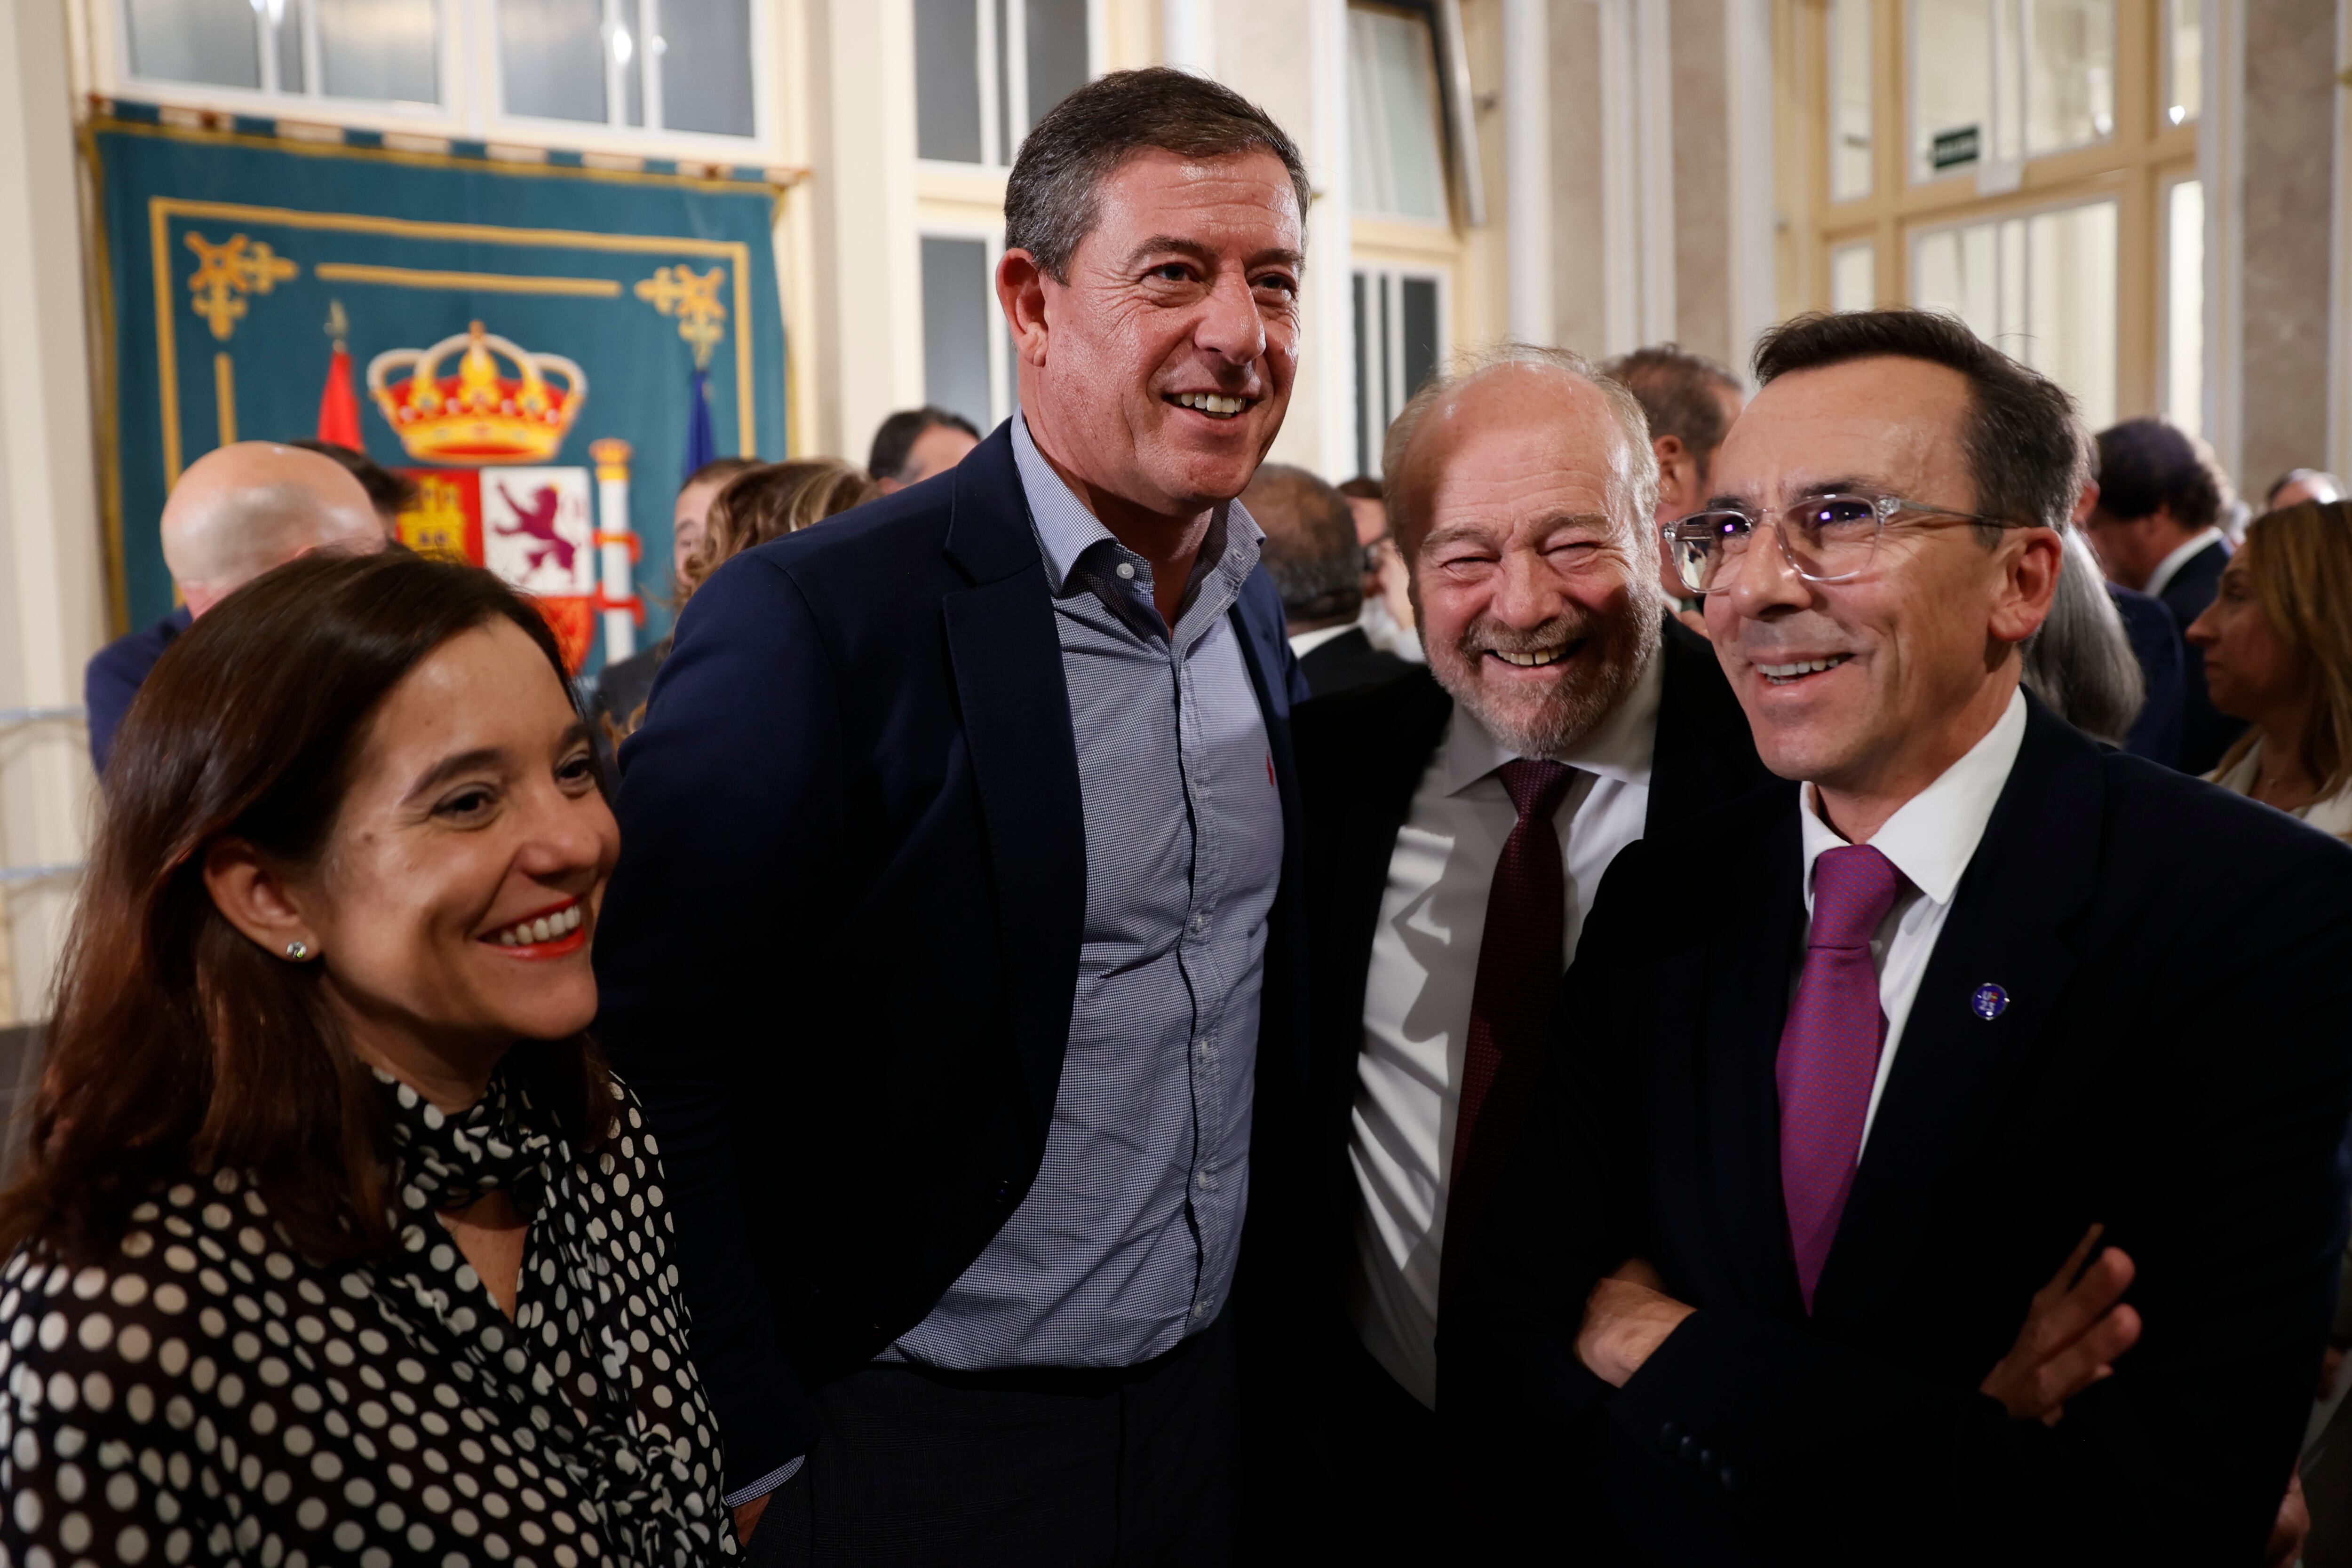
(318, 0, 438, 103)
(501, 0, 607, 122)
(1912, 197, 2117, 430)
(1023, 0, 1088, 140)
(1349, 7, 1447, 222)
(127, 0, 260, 88)
(1354, 271, 1374, 476)
(994, 0, 1013, 162)
(1400, 277, 1441, 401)
(914, 0, 982, 161)
(2164, 0, 2201, 125)
(2023, 0, 2113, 156)
(922, 237, 995, 435)
(1831, 242, 1875, 311)
(1829, 0, 1872, 201)
(2166, 179, 2204, 434)
(271, 0, 305, 93)
(1910, 0, 1990, 179)
(657, 0, 754, 135)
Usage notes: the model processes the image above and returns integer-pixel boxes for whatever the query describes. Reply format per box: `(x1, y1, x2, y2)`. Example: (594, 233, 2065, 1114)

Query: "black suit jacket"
(1449, 694, 2352, 1565)
(2157, 538, 2246, 773)
(593, 424, 1313, 1492)
(1284, 622, 1774, 1330)
(1296, 625, 1412, 697)
(84, 606, 191, 775)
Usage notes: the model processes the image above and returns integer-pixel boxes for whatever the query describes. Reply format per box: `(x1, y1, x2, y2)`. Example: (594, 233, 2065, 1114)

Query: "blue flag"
(685, 365, 718, 481)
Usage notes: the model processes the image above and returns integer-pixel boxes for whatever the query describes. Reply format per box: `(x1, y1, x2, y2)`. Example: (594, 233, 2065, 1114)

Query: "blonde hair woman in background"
(598, 458, 881, 752)
(2186, 499, 2352, 839)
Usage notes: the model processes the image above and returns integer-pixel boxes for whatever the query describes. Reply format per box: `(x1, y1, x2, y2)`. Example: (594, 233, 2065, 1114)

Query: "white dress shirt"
(1345, 650, 1664, 1409)
(1796, 688, 2027, 1152)
(1288, 621, 1359, 660)
(2143, 526, 2226, 602)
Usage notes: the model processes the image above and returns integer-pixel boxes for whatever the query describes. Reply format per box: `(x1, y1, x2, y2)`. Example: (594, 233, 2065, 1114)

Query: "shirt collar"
(1436, 635, 1664, 796)
(1288, 622, 1358, 658)
(2143, 526, 2225, 602)
(1799, 686, 2027, 912)
(1010, 409, 1264, 602)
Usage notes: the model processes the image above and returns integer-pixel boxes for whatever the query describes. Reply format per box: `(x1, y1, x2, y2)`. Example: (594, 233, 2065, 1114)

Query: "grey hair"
(1381, 342, 1661, 551)
(2020, 525, 2145, 744)
(1004, 68, 1312, 284)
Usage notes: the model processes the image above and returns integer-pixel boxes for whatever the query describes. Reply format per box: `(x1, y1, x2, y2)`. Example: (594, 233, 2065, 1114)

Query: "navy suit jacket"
(2108, 584, 2185, 768)
(1448, 695, 2352, 1564)
(84, 607, 191, 776)
(592, 424, 1312, 1492)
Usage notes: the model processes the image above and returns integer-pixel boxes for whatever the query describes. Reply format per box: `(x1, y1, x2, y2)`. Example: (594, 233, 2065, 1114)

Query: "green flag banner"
(90, 104, 789, 669)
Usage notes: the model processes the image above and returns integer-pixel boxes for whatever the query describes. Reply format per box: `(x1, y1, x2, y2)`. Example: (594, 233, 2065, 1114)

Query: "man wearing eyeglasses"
(1446, 309, 2352, 1565)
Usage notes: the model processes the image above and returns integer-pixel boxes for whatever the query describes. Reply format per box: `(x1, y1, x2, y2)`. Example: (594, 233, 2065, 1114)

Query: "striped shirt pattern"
(890, 412, 1285, 1369)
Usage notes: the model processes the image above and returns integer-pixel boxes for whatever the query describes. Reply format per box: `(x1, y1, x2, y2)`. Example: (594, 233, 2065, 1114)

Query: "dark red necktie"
(1444, 759, 1581, 1258)
(1778, 843, 1904, 1314)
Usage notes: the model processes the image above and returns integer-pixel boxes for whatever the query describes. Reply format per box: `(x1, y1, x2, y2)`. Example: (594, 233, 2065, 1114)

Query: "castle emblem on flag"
(366, 320, 587, 465)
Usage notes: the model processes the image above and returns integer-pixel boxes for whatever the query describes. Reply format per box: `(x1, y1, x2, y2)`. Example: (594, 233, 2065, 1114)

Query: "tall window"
(498, 0, 755, 137)
(1354, 268, 1443, 475)
(1796, 1, 2194, 436)
(1349, 5, 1448, 223)
(921, 234, 1008, 432)
(123, 0, 441, 106)
(111, 0, 765, 144)
(915, 0, 1092, 167)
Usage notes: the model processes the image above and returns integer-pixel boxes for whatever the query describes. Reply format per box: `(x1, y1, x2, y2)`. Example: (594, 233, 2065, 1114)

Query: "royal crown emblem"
(366, 320, 587, 465)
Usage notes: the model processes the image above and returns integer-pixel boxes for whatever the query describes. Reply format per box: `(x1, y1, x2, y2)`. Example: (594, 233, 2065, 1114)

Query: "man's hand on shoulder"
(1979, 1223, 2141, 1424)
(1576, 1258, 1696, 1388)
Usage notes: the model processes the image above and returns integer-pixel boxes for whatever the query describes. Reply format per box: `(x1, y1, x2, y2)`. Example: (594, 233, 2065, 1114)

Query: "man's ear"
(202, 838, 320, 961)
(1652, 435, 1696, 511)
(997, 249, 1051, 367)
(1990, 527, 2066, 646)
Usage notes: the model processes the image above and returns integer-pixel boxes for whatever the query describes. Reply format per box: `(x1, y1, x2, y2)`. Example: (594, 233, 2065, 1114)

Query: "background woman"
(2186, 499, 2352, 839)
(0, 551, 737, 1565)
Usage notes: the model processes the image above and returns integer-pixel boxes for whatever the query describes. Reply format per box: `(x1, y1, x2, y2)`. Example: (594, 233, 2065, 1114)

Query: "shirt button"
(1190, 914, 1206, 933)
(1115, 562, 1136, 580)
(1196, 1171, 1211, 1189)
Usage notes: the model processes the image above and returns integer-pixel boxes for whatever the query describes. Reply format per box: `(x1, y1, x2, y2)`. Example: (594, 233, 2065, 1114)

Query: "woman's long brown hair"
(2211, 499, 2352, 800)
(0, 551, 619, 1263)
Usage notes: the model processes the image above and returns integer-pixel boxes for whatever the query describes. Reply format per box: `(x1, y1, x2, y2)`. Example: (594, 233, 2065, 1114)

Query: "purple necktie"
(1777, 842, 1903, 1315)
(1445, 759, 1580, 1253)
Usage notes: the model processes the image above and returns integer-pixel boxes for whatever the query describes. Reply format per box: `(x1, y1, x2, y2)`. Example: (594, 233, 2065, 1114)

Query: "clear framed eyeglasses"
(1660, 493, 2039, 596)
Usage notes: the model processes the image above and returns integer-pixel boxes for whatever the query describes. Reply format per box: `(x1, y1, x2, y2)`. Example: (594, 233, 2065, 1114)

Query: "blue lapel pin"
(1971, 982, 2010, 1021)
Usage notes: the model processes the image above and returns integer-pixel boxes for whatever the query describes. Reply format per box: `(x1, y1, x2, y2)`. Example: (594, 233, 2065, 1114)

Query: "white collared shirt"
(1345, 650, 1664, 1409)
(1796, 688, 2028, 1152)
(2143, 526, 2226, 602)
(1288, 621, 1359, 659)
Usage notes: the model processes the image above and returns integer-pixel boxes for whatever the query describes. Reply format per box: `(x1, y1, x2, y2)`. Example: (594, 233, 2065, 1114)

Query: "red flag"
(317, 342, 362, 447)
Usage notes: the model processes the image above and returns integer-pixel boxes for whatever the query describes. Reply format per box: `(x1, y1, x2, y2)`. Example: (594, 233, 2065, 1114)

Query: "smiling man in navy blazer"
(1449, 310, 2352, 1565)
(592, 69, 1313, 1565)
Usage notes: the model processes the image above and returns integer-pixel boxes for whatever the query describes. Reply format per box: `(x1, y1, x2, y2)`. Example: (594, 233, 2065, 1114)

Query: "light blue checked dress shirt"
(888, 411, 1286, 1370)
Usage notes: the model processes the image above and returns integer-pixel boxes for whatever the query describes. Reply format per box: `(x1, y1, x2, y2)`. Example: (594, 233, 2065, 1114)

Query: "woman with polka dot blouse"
(0, 552, 738, 1567)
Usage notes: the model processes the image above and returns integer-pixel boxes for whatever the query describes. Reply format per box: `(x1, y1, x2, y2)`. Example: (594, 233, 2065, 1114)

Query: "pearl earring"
(284, 940, 311, 961)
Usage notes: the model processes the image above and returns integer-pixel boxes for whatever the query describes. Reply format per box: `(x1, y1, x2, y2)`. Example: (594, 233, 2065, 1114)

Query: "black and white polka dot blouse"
(0, 1065, 738, 1567)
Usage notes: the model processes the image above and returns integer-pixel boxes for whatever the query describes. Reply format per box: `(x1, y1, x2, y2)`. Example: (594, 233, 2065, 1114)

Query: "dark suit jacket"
(2109, 584, 2184, 768)
(1296, 626, 1412, 697)
(592, 424, 1312, 1493)
(2157, 539, 2246, 774)
(84, 606, 191, 775)
(1285, 622, 1776, 1334)
(1449, 694, 2352, 1566)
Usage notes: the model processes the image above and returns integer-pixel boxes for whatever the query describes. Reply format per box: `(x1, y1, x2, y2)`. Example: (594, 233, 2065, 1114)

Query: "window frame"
(912, 0, 1109, 177)
(1351, 260, 1450, 477)
(95, 0, 780, 158)
(1788, 0, 2193, 425)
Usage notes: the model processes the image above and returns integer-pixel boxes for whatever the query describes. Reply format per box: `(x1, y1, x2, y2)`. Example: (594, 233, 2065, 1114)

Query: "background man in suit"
(1453, 309, 2352, 1564)
(867, 404, 981, 494)
(1247, 461, 1410, 697)
(84, 440, 382, 774)
(1264, 346, 1772, 1554)
(593, 68, 1313, 1563)
(2083, 416, 2244, 772)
